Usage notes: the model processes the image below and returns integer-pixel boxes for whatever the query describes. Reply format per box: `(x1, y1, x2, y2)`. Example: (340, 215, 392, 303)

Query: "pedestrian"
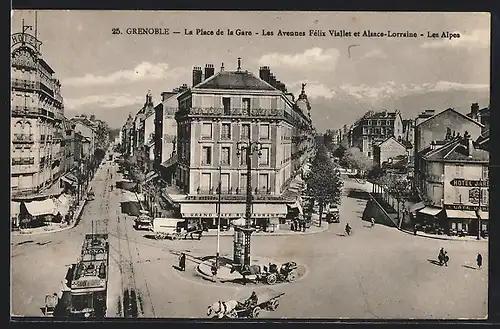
(444, 251, 449, 267)
(413, 224, 418, 236)
(371, 217, 375, 228)
(179, 252, 186, 271)
(211, 264, 218, 281)
(477, 253, 483, 269)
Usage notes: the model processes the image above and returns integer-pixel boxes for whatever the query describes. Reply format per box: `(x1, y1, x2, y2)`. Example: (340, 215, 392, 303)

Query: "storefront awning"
(55, 194, 71, 217)
(409, 202, 426, 213)
(478, 211, 489, 220)
(445, 209, 478, 220)
(161, 154, 178, 169)
(144, 171, 159, 184)
(181, 203, 288, 218)
(23, 199, 58, 217)
(61, 172, 78, 186)
(417, 207, 443, 216)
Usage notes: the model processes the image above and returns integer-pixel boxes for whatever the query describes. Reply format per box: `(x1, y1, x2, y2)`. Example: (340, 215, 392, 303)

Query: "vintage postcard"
(10, 10, 490, 320)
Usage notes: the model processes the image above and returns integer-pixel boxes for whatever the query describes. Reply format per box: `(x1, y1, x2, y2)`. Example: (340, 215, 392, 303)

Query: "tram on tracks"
(68, 233, 109, 318)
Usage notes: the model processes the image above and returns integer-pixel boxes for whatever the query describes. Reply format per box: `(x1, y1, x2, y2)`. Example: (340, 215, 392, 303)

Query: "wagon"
(151, 218, 203, 240)
(229, 288, 285, 319)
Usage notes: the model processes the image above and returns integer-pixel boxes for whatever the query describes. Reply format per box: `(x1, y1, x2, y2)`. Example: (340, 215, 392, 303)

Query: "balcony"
(12, 133, 34, 143)
(12, 105, 55, 119)
(12, 157, 35, 166)
(11, 78, 37, 90)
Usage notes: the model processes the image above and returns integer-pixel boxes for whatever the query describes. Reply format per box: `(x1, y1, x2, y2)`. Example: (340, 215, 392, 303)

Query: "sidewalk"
(401, 229, 488, 243)
(12, 166, 100, 237)
(201, 221, 328, 237)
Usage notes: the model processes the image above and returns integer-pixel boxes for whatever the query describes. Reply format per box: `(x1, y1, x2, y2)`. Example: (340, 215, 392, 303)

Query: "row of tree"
(305, 143, 344, 225)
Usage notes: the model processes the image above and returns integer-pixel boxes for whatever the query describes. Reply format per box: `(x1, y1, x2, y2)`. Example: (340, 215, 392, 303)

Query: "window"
(201, 173, 211, 191)
(201, 123, 212, 139)
(221, 147, 230, 166)
(271, 97, 277, 109)
(241, 124, 251, 140)
(259, 147, 270, 166)
(377, 120, 381, 125)
(202, 146, 212, 165)
(221, 123, 231, 139)
(367, 120, 372, 126)
(367, 151, 371, 157)
(242, 98, 251, 115)
(482, 166, 489, 180)
(455, 189, 462, 203)
(481, 189, 488, 205)
(240, 173, 248, 191)
(220, 173, 230, 192)
(223, 98, 231, 115)
(239, 147, 248, 165)
(259, 173, 269, 192)
(259, 124, 270, 139)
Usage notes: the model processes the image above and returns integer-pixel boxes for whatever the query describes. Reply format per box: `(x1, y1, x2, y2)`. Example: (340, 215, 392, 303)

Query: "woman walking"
(477, 253, 483, 269)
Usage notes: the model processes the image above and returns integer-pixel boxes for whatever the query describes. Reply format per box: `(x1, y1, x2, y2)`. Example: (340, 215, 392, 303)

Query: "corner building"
(171, 63, 314, 228)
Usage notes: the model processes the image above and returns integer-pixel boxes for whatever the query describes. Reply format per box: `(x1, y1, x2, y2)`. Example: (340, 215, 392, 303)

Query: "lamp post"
(216, 165, 222, 269)
(236, 141, 262, 266)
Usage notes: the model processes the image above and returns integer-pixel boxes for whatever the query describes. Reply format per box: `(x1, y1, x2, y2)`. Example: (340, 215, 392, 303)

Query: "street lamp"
(216, 165, 222, 269)
(235, 141, 263, 266)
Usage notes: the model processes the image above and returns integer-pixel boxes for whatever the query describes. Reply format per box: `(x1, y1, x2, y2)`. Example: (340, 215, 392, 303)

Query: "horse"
(207, 300, 239, 318)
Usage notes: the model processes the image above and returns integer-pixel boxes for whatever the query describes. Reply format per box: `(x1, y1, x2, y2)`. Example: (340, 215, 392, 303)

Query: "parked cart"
(151, 218, 203, 240)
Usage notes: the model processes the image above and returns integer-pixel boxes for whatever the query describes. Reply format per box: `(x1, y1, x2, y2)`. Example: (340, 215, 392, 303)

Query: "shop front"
(179, 202, 287, 230)
(416, 206, 444, 233)
(445, 209, 477, 236)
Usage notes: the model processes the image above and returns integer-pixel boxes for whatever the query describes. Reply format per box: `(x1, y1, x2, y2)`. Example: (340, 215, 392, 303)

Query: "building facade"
(414, 132, 488, 236)
(11, 29, 65, 196)
(170, 62, 314, 227)
(351, 110, 404, 158)
(373, 136, 407, 168)
(467, 102, 490, 134)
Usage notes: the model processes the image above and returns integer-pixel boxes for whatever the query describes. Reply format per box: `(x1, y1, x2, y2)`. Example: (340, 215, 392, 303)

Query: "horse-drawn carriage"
(151, 218, 203, 240)
(234, 261, 298, 285)
(207, 288, 285, 319)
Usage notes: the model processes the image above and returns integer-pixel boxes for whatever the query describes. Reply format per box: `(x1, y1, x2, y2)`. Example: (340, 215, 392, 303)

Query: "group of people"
(438, 248, 483, 269)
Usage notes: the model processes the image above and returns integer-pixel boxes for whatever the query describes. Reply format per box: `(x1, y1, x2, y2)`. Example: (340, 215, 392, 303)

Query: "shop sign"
(450, 179, 488, 188)
(11, 33, 42, 52)
(444, 204, 488, 212)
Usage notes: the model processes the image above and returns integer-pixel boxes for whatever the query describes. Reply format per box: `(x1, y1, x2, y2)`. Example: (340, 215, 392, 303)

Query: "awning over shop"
(23, 199, 58, 217)
(161, 154, 178, 169)
(417, 207, 443, 216)
(181, 203, 288, 218)
(11, 201, 20, 218)
(409, 202, 426, 213)
(478, 211, 489, 220)
(144, 171, 159, 184)
(60, 173, 78, 186)
(122, 191, 139, 203)
(288, 201, 303, 215)
(55, 194, 70, 217)
(445, 209, 478, 220)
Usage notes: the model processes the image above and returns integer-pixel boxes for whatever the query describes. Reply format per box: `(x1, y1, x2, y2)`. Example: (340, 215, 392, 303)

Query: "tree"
(340, 147, 373, 176)
(306, 146, 344, 226)
(378, 173, 412, 223)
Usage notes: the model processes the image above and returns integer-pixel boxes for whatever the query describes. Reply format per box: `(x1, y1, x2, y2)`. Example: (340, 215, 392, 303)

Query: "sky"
(11, 11, 490, 131)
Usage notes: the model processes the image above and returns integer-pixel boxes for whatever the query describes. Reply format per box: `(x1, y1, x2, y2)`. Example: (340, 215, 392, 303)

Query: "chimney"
(430, 140, 436, 150)
(269, 74, 277, 88)
(471, 103, 479, 120)
(221, 62, 224, 72)
(259, 66, 271, 83)
(204, 64, 215, 80)
(237, 57, 241, 71)
(192, 66, 203, 87)
(464, 131, 473, 157)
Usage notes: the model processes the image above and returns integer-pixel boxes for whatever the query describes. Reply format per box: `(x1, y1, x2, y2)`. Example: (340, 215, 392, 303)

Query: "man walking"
(179, 252, 186, 271)
(477, 253, 483, 269)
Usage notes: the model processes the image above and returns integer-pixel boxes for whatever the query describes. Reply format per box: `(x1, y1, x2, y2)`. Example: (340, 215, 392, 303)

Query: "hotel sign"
(444, 204, 488, 212)
(450, 179, 488, 188)
(11, 33, 42, 52)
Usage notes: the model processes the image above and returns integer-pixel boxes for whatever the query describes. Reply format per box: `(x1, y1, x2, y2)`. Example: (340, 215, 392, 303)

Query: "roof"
(376, 136, 406, 148)
(423, 138, 489, 162)
(401, 140, 413, 149)
(416, 108, 485, 128)
(194, 70, 276, 91)
(476, 129, 489, 145)
(366, 111, 397, 120)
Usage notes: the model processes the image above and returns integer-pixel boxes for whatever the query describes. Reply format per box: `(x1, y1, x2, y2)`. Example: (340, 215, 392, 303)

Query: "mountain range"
(65, 88, 489, 133)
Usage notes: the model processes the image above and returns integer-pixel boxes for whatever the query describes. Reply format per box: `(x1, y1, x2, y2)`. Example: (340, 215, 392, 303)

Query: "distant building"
(414, 131, 488, 236)
(373, 136, 407, 168)
(350, 110, 404, 158)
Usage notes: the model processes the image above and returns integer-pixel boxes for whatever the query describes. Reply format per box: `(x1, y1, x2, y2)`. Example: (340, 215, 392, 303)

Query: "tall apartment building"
(11, 29, 65, 196)
(350, 110, 404, 158)
(169, 61, 315, 228)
